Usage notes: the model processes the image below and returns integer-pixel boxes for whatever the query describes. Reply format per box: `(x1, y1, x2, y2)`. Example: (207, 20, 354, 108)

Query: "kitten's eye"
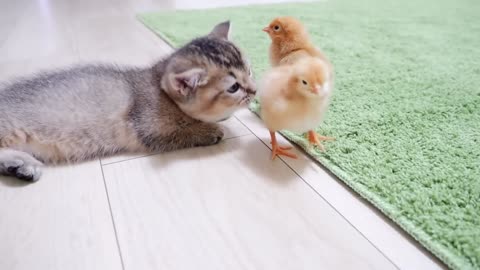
(273, 25, 280, 31)
(228, 82, 240, 93)
(302, 80, 308, 85)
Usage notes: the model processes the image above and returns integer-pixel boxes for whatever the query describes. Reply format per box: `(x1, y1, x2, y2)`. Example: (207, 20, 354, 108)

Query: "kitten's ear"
(208, 20, 231, 40)
(171, 68, 207, 97)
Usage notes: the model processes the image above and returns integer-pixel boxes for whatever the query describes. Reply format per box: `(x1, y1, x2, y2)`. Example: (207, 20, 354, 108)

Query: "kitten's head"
(162, 21, 256, 123)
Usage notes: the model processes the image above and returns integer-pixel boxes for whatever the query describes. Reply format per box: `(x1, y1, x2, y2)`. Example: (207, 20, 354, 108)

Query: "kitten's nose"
(246, 87, 256, 95)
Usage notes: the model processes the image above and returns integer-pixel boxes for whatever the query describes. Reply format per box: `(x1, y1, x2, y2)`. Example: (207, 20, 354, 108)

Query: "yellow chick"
(260, 57, 334, 160)
(262, 16, 331, 69)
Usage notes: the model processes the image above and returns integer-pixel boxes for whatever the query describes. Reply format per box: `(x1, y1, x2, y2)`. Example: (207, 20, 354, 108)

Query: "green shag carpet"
(138, 1, 480, 269)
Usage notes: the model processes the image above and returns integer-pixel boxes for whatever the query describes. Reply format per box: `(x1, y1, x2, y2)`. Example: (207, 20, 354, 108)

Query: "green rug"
(138, 1, 480, 269)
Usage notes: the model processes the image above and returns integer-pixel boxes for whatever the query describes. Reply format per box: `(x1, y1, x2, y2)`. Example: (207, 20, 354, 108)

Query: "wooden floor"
(0, 0, 444, 269)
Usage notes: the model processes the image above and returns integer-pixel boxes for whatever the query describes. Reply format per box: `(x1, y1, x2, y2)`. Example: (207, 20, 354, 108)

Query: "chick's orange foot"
(307, 130, 335, 152)
(269, 142, 292, 150)
(269, 131, 297, 160)
(271, 143, 298, 160)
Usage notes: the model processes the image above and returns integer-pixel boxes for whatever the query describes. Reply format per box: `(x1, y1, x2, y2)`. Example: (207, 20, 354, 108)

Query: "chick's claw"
(271, 144, 298, 160)
(269, 142, 293, 151)
(307, 130, 335, 152)
(269, 131, 298, 160)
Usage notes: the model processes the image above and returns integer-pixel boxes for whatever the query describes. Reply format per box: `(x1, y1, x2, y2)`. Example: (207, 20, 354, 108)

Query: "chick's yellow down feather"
(260, 16, 335, 159)
(260, 57, 334, 159)
(260, 58, 332, 132)
(263, 16, 332, 71)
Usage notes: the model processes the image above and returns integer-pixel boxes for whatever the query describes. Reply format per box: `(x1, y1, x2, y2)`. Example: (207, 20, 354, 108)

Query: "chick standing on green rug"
(259, 16, 334, 160)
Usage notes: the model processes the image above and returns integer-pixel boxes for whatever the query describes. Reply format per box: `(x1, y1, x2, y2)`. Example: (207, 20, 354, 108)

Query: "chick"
(260, 57, 334, 160)
(262, 16, 330, 69)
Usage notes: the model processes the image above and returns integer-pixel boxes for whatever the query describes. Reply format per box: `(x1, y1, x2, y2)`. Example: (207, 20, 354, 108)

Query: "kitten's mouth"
(239, 95, 253, 106)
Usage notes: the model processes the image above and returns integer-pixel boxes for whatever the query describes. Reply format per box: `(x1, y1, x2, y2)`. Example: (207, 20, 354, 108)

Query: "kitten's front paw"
(195, 123, 224, 147)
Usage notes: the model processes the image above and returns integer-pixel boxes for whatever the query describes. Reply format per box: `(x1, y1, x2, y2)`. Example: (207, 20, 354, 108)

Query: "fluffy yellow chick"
(262, 16, 331, 68)
(260, 57, 334, 160)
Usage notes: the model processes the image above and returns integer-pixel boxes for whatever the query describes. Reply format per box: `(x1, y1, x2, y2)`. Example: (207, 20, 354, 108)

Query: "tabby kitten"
(0, 21, 256, 182)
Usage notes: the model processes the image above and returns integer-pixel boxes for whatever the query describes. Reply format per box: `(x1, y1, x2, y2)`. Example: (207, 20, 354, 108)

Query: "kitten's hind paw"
(0, 150, 43, 182)
(6, 161, 42, 182)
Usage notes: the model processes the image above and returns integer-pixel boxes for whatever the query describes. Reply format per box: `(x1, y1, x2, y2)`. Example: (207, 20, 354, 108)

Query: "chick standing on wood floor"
(260, 57, 333, 159)
(260, 16, 334, 159)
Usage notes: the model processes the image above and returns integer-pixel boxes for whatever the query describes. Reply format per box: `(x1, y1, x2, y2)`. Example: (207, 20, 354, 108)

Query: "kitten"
(0, 21, 256, 182)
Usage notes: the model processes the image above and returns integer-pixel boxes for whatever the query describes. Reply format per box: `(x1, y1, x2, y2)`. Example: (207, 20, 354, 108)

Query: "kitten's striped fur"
(0, 21, 256, 181)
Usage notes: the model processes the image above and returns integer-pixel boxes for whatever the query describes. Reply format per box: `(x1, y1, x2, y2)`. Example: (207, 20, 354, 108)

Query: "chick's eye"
(273, 25, 280, 31)
(302, 80, 308, 85)
(228, 82, 240, 93)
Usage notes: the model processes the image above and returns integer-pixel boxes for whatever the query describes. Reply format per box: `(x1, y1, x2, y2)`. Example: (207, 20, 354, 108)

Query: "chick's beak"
(311, 86, 323, 94)
(262, 27, 270, 33)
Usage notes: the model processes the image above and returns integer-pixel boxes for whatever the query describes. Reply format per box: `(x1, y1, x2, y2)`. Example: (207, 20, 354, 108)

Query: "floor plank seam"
(99, 160, 127, 270)
(233, 115, 401, 270)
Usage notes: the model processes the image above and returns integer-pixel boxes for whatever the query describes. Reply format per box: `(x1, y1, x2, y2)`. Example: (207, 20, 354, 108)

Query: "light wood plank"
(234, 108, 445, 269)
(0, 161, 123, 270)
(0, 1, 75, 63)
(70, 15, 172, 65)
(102, 134, 395, 270)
